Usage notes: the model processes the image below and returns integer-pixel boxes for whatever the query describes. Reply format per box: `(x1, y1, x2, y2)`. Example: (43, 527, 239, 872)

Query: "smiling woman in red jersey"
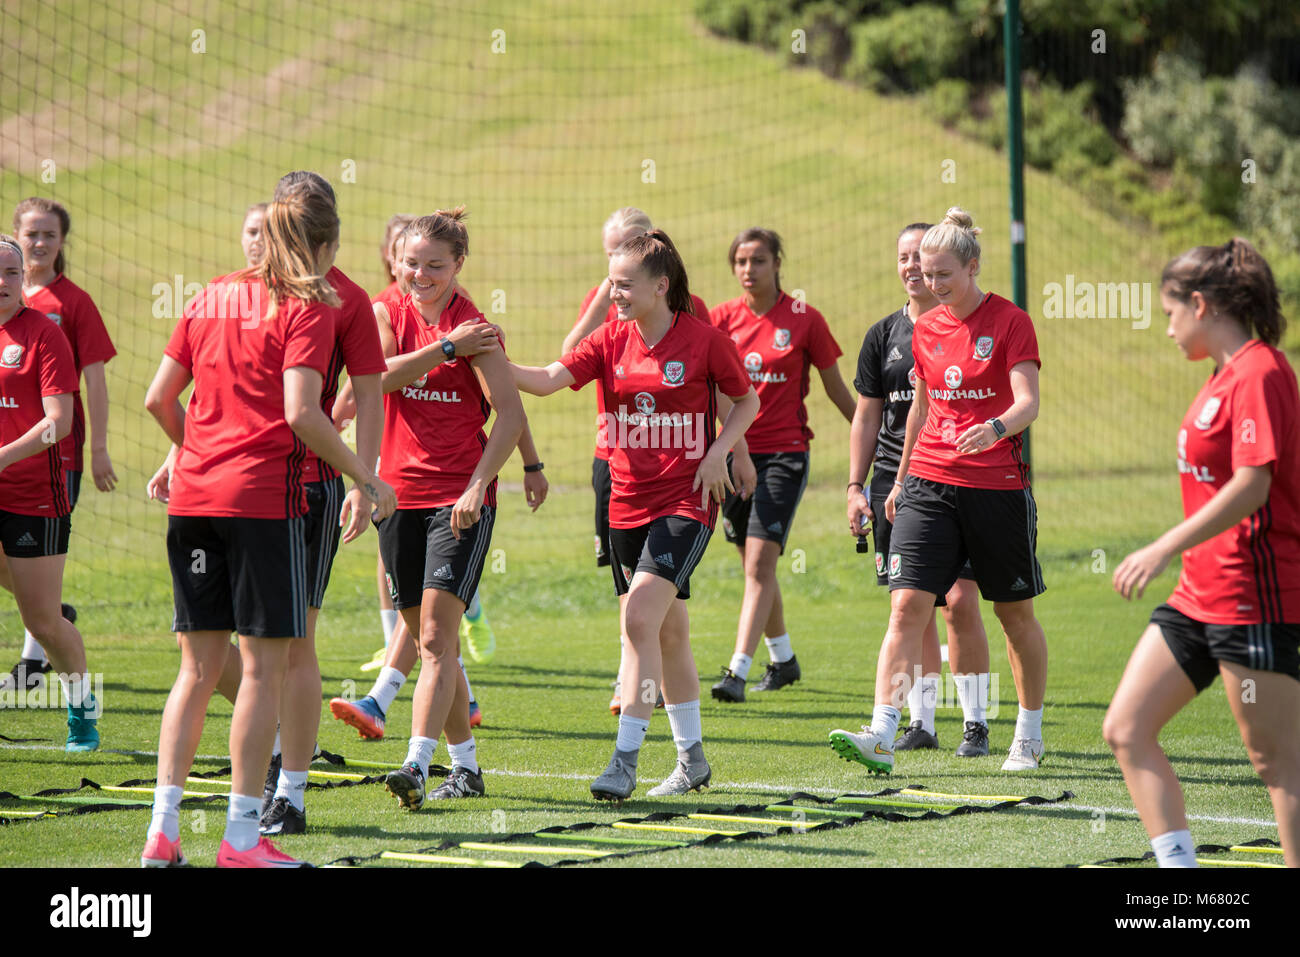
(0, 235, 99, 752)
(1105, 239, 1300, 868)
(707, 228, 856, 705)
(846, 223, 991, 758)
(561, 208, 711, 715)
(829, 207, 1049, 777)
(141, 187, 396, 869)
(373, 208, 525, 813)
(514, 229, 759, 801)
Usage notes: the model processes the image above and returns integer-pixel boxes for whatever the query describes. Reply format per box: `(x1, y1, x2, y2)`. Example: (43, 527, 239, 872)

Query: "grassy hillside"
(0, 0, 1240, 605)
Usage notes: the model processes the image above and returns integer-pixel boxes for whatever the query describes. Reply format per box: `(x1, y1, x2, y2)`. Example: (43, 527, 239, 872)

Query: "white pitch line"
(1, 743, 1277, 829)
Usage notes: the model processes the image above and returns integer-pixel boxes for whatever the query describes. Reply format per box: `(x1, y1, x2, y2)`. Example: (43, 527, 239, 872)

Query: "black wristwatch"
(987, 417, 1007, 439)
(440, 336, 456, 359)
(523, 462, 545, 473)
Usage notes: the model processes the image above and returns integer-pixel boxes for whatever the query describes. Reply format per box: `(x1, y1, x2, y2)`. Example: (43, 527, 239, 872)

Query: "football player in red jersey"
(829, 207, 1049, 775)
(0, 235, 99, 751)
(562, 208, 710, 714)
(513, 229, 758, 800)
(847, 223, 991, 756)
(141, 187, 396, 868)
(0, 198, 115, 690)
(374, 209, 525, 811)
(1106, 239, 1300, 867)
(329, 214, 547, 740)
(708, 228, 855, 704)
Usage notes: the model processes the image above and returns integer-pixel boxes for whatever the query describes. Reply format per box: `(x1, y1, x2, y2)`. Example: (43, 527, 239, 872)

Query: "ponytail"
(1161, 238, 1286, 346)
(241, 189, 340, 319)
(616, 228, 692, 316)
(406, 206, 469, 260)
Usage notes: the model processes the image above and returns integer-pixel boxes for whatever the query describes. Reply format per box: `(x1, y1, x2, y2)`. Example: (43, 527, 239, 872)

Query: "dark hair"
(273, 171, 337, 208)
(616, 228, 692, 315)
(13, 197, 71, 275)
(728, 227, 783, 291)
(898, 222, 932, 239)
(1161, 238, 1286, 346)
(405, 207, 469, 260)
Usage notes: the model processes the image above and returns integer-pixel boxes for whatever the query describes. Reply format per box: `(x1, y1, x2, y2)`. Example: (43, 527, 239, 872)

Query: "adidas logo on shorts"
(766, 521, 783, 534)
(1011, 577, 1029, 591)
(886, 346, 903, 363)
(432, 563, 454, 580)
(654, 552, 675, 569)
(16, 532, 37, 548)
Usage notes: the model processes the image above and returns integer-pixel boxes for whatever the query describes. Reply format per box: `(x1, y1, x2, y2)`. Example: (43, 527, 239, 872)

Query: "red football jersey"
(1168, 340, 1300, 624)
(24, 275, 116, 473)
(301, 267, 387, 485)
(710, 293, 841, 453)
(561, 311, 751, 529)
(579, 287, 710, 461)
(378, 292, 500, 510)
(0, 307, 78, 516)
(908, 293, 1039, 490)
(164, 276, 335, 519)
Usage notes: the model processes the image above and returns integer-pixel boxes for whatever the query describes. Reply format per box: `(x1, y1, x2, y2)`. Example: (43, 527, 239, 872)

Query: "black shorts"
(377, 505, 495, 610)
(1151, 603, 1300, 692)
(888, 474, 1045, 603)
(0, 511, 71, 558)
(304, 477, 346, 608)
(868, 470, 973, 603)
(66, 471, 82, 511)
(722, 452, 808, 552)
(592, 457, 612, 567)
(167, 514, 309, 638)
(609, 516, 712, 601)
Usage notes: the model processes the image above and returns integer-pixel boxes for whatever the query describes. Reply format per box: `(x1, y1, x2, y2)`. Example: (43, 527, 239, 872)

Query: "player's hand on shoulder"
(448, 321, 500, 357)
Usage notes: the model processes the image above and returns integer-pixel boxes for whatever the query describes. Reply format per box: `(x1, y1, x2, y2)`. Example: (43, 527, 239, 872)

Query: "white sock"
(1015, 706, 1043, 741)
(368, 666, 406, 714)
(58, 672, 88, 709)
(764, 633, 793, 664)
(908, 675, 939, 735)
(404, 735, 437, 778)
(871, 704, 901, 742)
(465, 590, 482, 620)
(21, 629, 47, 663)
(272, 727, 281, 759)
(459, 655, 476, 704)
(728, 652, 753, 681)
(664, 700, 702, 751)
(274, 769, 308, 812)
(148, 784, 184, 842)
(615, 714, 649, 755)
(953, 673, 989, 726)
(223, 793, 262, 852)
(1151, 829, 1197, 868)
(447, 736, 479, 774)
(380, 608, 399, 645)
